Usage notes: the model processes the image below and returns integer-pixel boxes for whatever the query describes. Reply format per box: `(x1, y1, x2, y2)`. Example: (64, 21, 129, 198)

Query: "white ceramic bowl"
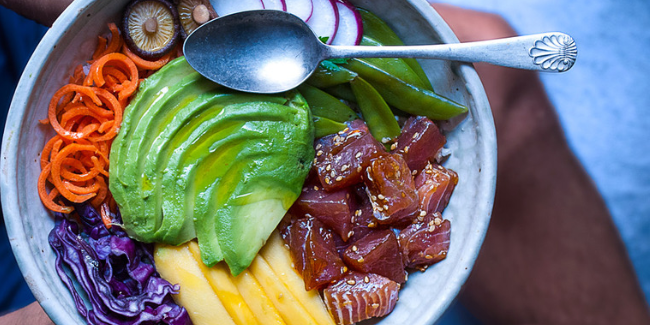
(1, 0, 496, 324)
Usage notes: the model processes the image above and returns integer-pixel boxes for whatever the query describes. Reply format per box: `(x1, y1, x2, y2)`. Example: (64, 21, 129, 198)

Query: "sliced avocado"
(110, 57, 196, 240)
(110, 57, 314, 275)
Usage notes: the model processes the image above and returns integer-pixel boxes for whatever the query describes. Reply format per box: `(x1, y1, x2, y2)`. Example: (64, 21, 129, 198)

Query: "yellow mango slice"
(231, 269, 286, 325)
(187, 241, 259, 325)
(260, 231, 336, 325)
(249, 254, 319, 325)
(154, 244, 236, 325)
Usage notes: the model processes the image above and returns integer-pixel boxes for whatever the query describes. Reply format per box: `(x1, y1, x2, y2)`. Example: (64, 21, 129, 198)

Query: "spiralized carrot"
(38, 22, 177, 224)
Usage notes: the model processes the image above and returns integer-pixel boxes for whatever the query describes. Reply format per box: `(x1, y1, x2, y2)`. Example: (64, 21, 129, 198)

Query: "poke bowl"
(0, 0, 496, 324)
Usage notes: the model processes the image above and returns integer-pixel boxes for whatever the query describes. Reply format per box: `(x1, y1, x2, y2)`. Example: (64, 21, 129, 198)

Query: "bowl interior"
(0, 0, 496, 324)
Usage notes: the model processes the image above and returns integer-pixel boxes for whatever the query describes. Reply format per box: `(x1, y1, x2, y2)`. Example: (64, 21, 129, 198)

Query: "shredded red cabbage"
(48, 203, 191, 325)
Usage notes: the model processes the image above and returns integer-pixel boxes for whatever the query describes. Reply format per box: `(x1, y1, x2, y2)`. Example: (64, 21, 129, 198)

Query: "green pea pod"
(313, 116, 347, 138)
(344, 59, 467, 120)
(350, 76, 401, 144)
(358, 8, 434, 91)
(306, 65, 358, 88)
(359, 36, 428, 90)
(298, 84, 357, 122)
(322, 84, 357, 102)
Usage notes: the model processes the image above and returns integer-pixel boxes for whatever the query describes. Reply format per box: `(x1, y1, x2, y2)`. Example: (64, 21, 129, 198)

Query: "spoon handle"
(326, 32, 577, 72)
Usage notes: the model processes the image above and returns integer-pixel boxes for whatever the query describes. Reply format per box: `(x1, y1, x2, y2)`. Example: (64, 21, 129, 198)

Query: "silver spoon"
(184, 10, 577, 94)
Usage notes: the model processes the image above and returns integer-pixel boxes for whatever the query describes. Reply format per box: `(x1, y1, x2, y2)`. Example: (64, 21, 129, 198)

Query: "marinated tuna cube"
(342, 230, 407, 283)
(364, 154, 419, 225)
(314, 119, 386, 191)
(291, 182, 355, 241)
(323, 272, 400, 325)
(392, 116, 446, 171)
(351, 185, 380, 228)
(282, 217, 348, 290)
(415, 162, 458, 214)
(399, 213, 451, 269)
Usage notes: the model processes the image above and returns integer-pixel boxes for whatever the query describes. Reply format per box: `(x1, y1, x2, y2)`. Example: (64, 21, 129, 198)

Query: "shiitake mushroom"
(122, 0, 181, 60)
(177, 0, 218, 37)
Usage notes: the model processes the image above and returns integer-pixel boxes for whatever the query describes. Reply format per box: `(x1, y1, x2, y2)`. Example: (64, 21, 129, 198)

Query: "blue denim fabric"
(0, 6, 48, 313)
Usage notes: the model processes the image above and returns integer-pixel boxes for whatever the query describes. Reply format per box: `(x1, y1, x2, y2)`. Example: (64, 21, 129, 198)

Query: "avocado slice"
(110, 57, 314, 274)
(110, 57, 196, 239)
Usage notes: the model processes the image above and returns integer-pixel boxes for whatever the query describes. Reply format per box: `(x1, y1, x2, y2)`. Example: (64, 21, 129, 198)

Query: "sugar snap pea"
(298, 84, 357, 122)
(313, 116, 347, 138)
(350, 76, 401, 144)
(306, 65, 358, 88)
(344, 59, 467, 120)
(359, 36, 428, 90)
(358, 8, 434, 91)
(322, 84, 356, 102)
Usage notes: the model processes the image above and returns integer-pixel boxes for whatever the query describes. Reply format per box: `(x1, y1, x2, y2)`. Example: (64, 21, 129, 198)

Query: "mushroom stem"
(144, 17, 159, 34)
(192, 4, 210, 25)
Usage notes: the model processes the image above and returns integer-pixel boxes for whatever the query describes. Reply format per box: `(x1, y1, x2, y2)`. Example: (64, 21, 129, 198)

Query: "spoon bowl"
(184, 10, 325, 93)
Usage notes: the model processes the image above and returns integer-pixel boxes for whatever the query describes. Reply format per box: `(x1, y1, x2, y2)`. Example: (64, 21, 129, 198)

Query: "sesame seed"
(390, 143, 398, 150)
(376, 206, 383, 212)
(428, 225, 435, 232)
(401, 193, 406, 197)
(377, 194, 385, 200)
(351, 245, 358, 252)
(372, 303, 380, 308)
(316, 144, 322, 150)
(420, 210, 426, 217)
(428, 220, 435, 227)
(368, 222, 376, 228)
(412, 170, 418, 176)
(364, 276, 369, 283)
(381, 137, 390, 144)
(348, 230, 354, 237)
(341, 164, 349, 171)
(325, 177, 331, 184)
(314, 186, 319, 191)
(330, 171, 335, 178)
(351, 216, 356, 223)
(336, 176, 343, 182)
(357, 166, 362, 172)
(343, 266, 348, 272)
(357, 257, 364, 263)
(384, 205, 389, 210)
(404, 146, 410, 153)
(426, 169, 433, 174)
(371, 195, 377, 201)
(313, 158, 318, 164)
(355, 152, 362, 158)
(347, 279, 356, 285)
(425, 254, 434, 259)
(326, 164, 331, 171)
(317, 150, 323, 156)
(434, 218, 442, 226)
(355, 209, 362, 217)
(413, 132, 419, 139)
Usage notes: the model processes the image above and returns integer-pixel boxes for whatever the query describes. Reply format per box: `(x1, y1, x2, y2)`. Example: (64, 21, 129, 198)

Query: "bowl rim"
(0, 0, 496, 324)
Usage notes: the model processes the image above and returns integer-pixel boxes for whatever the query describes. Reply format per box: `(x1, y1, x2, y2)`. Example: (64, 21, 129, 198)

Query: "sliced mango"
(188, 241, 259, 325)
(153, 244, 236, 325)
(249, 254, 319, 325)
(231, 269, 286, 325)
(260, 231, 336, 325)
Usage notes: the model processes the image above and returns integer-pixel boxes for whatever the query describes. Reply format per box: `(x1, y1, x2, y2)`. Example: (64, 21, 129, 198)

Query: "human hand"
(0, 302, 53, 325)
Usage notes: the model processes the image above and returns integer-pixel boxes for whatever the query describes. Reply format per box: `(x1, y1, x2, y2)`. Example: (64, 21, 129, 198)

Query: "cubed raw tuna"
(364, 153, 419, 225)
(282, 217, 348, 290)
(291, 180, 355, 241)
(399, 213, 451, 269)
(393, 116, 446, 171)
(323, 272, 400, 325)
(314, 120, 386, 191)
(415, 162, 458, 214)
(342, 230, 407, 283)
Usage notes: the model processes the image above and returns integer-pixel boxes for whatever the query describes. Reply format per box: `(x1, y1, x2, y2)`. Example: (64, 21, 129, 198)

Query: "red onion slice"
(285, 0, 314, 21)
(306, 0, 339, 44)
(262, 0, 287, 10)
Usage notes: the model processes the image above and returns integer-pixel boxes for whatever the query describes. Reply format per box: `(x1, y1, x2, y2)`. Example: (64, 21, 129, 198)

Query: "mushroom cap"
(122, 0, 181, 60)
